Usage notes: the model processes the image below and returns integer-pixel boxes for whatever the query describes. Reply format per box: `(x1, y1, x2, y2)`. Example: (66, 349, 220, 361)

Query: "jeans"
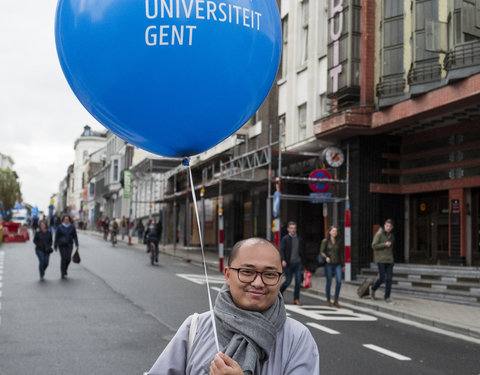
(280, 262, 303, 301)
(59, 245, 73, 277)
(372, 263, 394, 300)
(147, 236, 159, 258)
(35, 250, 50, 278)
(325, 263, 342, 301)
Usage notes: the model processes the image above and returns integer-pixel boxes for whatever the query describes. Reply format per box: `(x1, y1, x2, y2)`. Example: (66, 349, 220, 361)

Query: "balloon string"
(187, 162, 220, 353)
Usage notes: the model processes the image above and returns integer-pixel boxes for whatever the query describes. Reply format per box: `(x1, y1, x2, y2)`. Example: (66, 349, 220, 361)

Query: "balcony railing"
(444, 42, 480, 71)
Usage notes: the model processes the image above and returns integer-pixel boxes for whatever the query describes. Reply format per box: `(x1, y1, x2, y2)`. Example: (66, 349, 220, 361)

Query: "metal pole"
(274, 120, 283, 247)
(344, 144, 351, 281)
(267, 124, 272, 241)
(218, 180, 224, 272)
(201, 187, 205, 248)
(173, 174, 177, 252)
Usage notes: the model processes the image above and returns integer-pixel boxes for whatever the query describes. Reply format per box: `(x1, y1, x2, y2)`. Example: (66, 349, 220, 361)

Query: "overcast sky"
(0, 1, 105, 214)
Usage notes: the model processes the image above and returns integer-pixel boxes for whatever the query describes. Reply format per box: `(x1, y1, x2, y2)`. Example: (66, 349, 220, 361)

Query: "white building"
(278, 0, 330, 151)
(71, 126, 107, 219)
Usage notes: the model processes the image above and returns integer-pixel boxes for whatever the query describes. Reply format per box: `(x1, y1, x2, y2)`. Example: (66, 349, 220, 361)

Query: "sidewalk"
(89, 231, 480, 343)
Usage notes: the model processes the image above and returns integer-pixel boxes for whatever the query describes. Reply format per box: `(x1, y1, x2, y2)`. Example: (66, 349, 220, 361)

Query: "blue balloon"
(55, 0, 282, 157)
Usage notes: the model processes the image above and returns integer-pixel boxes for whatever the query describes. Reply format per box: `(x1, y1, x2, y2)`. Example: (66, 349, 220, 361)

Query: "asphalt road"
(0, 233, 478, 375)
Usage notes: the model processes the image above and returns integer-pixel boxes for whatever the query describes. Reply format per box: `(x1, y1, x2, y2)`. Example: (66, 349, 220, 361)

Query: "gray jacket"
(148, 312, 320, 375)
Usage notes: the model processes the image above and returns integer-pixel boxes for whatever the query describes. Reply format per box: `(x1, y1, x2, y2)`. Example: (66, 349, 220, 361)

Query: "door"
(410, 192, 449, 264)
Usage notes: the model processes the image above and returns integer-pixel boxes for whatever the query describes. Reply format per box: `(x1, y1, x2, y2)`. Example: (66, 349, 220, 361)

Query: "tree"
(0, 168, 21, 221)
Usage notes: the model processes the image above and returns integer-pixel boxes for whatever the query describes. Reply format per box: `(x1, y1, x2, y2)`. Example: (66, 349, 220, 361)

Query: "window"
(413, 0, 439, 63)
(299, 0, 309, 66)
(89, 182, 95, 195)
(281, 16, 288, 79)
(279, 115, 286, 147)
(83, 150, 88, 160)
(383, 0, 404, 76)
(317, 0, 328, 56)
(377, 0, 405, 98)
(298, 103, 307, 140)
(112, 159, 119, 182)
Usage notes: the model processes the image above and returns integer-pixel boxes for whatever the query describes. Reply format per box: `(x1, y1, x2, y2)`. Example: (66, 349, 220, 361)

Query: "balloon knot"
(182, 157, 190, 166)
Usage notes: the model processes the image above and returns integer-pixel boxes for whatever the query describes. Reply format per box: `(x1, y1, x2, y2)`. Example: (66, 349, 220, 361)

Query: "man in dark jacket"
(370, 219, 395, 303)
(54, 215, 79, 279)
(279, 221, 305, 305)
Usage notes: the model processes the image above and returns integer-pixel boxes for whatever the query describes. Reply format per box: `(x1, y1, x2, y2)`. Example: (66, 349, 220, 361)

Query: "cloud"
(0, 0, 105, 213)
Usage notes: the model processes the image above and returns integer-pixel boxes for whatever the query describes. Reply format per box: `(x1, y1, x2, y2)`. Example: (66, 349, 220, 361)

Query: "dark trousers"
(372, 263, 394, 300)
(35, 250, 50, 278)
(59, 245, 73, 277)
(280, 262, 303, 301)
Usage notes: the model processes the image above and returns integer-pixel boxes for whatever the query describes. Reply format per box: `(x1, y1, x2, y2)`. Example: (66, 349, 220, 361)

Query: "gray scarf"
(203, 284, 286, 375)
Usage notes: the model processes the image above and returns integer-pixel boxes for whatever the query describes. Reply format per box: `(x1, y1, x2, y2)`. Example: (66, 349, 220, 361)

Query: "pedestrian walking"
(147, 237, 319, 374)
(279, 221, 306, 306)
(120, 216, 126, 240)
(54, 215, 79, 279)
(370, 219, 395, 304)
(320, 225, 345, 307)
(103, 216, 110, 240)
(33, 220, 53, 280)
(135, 219, 145, 243)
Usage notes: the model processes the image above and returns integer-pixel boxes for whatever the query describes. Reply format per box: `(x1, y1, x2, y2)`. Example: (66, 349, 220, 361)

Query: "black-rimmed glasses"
(229, 267, 283, 286)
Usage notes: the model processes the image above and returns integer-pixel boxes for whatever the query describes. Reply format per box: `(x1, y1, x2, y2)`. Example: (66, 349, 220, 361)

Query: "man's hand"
(282, 260, 287, 268)
(210, 353, 243, 375)
(385, 241, 392, 247)
(326, 257, 331, 263)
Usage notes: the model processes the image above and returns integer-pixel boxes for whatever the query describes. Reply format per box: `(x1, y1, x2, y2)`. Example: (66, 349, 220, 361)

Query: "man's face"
(384, 223, 393, 233)
(287, 224, 297, 236)
(225, 242, 283, 312)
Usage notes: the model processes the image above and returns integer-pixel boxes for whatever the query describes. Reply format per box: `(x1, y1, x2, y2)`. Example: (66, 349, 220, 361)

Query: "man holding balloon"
(147, 238, 319, 374)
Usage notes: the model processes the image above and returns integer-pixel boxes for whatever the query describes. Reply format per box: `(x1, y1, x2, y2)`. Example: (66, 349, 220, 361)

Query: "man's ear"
(224, 266, 231, 285)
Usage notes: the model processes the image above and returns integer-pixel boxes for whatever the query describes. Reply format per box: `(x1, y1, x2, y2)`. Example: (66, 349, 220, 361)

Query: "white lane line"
(363, 344, 411, 361)
(307, 322, 340, 335)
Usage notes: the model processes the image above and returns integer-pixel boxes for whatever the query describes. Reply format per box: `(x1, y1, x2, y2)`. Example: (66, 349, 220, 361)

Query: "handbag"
(45, 246, 53, 254)
(317, 254, 325, 267)
(302, 269, 312, 289)
(72, 249, 81, 263)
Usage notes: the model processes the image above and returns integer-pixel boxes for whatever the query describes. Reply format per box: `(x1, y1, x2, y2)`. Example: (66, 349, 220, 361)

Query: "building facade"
(315, 0, 480, 269)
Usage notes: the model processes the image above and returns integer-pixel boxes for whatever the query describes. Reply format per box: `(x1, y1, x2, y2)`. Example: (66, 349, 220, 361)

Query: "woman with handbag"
(320, 225, 345, 308)
(54, 215, 79, 279)
(33, 220, 53, 280)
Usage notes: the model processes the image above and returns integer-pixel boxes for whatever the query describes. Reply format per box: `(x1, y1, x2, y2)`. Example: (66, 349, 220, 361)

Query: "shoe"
(155, 257, 158, 263)
(369, 286, 376, 300)
(334, 300, 341, 308)
(326, 301, 332, 307)
(385, 298, 395, 304)
(293, 299, 302, 306)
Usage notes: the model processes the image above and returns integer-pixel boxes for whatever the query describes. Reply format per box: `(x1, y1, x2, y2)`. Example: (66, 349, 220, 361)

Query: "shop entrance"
(409, 192, 449, 264)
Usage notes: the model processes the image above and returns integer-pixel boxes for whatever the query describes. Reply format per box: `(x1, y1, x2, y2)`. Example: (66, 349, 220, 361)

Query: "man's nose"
(251, 272, 265, 287)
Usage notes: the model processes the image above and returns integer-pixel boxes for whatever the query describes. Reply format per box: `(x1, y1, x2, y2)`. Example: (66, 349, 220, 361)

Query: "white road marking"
(363, 344, 411, 361)
(285, 304, 377, 321)
(176, 273, 225, 285)
(307, 322, 340, 335)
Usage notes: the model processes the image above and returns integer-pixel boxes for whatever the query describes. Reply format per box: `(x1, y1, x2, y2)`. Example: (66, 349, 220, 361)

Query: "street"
(0, 233, 478, 375)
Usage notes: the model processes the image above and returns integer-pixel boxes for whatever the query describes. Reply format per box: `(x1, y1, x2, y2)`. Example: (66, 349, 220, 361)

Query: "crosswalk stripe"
(363, 344, 411, 361)
(307, 322, 340, 335)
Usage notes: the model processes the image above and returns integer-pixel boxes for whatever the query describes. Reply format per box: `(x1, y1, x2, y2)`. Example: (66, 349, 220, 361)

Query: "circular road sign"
(309, 169, 332, 193)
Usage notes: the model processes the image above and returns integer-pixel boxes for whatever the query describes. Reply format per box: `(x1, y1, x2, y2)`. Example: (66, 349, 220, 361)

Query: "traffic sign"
(273, 191, 280, 217)
(308, 169, 332, 192)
